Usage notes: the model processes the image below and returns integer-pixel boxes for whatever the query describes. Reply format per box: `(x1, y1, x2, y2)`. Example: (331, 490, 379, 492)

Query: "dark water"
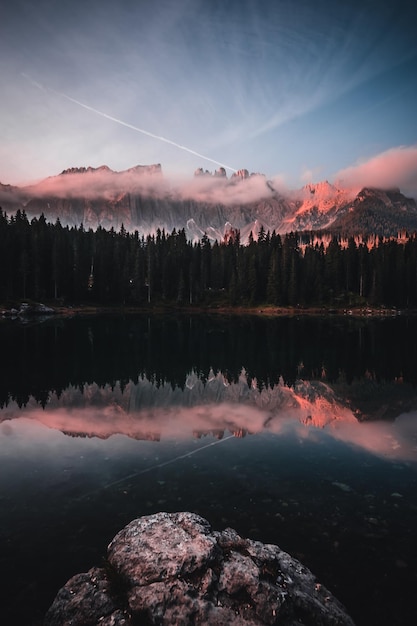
(0, 313, 417, 625)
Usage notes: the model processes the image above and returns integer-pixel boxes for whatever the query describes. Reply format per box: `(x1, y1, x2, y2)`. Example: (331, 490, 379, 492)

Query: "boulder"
(45, 511, 355, 625)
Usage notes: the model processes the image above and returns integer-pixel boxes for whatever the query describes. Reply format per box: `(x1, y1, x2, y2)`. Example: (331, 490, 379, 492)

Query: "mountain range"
(1, 164, 417, 241)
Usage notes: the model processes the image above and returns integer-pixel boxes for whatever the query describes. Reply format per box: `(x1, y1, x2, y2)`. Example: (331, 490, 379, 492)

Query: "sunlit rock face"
(45, 512, 355, 626)
(3, 163, 417, 240)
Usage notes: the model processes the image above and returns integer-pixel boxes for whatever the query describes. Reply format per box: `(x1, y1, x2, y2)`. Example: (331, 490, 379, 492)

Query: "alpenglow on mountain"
(1, 164, 417, 241)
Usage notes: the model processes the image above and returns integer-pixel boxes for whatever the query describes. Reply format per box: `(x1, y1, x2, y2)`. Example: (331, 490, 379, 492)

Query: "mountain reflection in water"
(2, 370, 417, 463)
(1, 314, 417, 626)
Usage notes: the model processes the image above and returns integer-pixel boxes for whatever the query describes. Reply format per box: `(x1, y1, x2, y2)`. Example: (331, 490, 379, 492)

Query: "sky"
(1, 0, 417, 197)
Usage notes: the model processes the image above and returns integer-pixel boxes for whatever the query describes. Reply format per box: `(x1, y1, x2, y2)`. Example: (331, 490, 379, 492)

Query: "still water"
(0, 313, 416, 625)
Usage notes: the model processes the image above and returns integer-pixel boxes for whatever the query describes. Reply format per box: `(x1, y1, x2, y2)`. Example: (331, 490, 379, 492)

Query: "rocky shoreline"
(0, 299, 411, 321)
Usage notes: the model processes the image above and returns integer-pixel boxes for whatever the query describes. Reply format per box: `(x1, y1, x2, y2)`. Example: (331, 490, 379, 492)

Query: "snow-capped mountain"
(1, 164, 417, 240)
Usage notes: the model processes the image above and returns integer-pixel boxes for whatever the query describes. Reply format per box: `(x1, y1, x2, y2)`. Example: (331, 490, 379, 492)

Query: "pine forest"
(2, 208, 417, 310)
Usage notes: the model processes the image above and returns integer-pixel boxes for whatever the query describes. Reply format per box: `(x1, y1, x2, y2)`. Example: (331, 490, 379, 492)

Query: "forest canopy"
(1, 208, 417, 309)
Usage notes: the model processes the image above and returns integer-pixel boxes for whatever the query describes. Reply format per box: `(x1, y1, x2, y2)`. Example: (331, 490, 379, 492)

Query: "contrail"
(22, 73, 237, 173)
(79, 434, 235, 502)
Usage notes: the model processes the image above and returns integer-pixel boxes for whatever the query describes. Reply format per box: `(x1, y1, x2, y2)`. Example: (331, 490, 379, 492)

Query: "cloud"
(176, 172, 278, 205)
(334, 145, 417, 198)
(2, 384, 417, 462)
(22, 164, 279, 206)
(24, 165, 170, 200)
(13, 146, 417, 207)
(300, 167, 325, 186)
(328, 411, 417, 461)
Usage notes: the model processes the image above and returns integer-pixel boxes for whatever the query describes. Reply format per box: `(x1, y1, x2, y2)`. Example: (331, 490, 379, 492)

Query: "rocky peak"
(0, 182, 15, 190)
(231, 168, 250, 180)
(125, 163, 162, 176)
(60, 165, 112, 176)
(59, 164, 162, 177)
(194, 167, 213, 177)
(354, 186, 417, 211)
(194, 166, 228, 178)
(215, 166, 227, 177)
(290, 180, 353, 221)
(299, 180, 342, 200)
(194, 167, 252, 180)
(354, 186, 413, 208)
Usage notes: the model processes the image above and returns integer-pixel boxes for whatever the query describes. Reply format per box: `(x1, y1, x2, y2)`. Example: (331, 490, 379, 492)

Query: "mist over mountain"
(1, 164, 417, 240)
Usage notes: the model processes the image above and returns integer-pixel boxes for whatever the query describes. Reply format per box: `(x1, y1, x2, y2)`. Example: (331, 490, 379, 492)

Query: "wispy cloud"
(334, 145, 417, 197)
(1, 1, 416, 188)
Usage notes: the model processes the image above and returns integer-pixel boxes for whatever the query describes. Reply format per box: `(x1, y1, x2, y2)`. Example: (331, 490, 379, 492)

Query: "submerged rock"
(45, 511, 355, 625)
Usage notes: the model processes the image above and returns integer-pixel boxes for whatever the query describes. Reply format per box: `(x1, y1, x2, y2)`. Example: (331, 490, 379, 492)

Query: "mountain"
(0, 181, 26, 214)
(283, 181, 355, 232)
(1, 165, 417, 240)
(1, 374, 357, 441)
(329, 187, 417, 236)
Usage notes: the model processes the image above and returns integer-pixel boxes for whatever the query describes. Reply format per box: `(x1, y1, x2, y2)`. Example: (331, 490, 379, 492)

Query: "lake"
(1, 313, 416, 625)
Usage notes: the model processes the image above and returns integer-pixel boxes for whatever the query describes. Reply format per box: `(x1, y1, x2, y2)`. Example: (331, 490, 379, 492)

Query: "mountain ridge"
(1, 164, 417, 241)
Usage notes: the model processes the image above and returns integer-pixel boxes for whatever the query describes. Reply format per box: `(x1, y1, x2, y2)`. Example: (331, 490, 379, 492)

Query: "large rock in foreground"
(45, 512, 355, 625)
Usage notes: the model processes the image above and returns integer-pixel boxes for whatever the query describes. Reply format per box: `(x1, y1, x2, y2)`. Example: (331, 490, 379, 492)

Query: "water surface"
(1, 313, 416, 625)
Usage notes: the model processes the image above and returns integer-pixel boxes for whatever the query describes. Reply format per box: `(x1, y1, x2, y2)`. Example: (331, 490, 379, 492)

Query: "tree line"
(2, 314, 417, 410)
(1, 208, 417, 309)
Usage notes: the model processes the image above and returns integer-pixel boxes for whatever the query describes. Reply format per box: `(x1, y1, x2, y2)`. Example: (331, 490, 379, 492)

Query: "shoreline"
(2, 300, 414, 320)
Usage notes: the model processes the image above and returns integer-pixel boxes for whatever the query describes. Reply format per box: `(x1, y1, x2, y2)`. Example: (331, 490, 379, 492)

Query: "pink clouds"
(2, 397, 417, 462)
(175, 172, 277, 205)
(21, 163, 279, 206)
(6, 145, 417, 209)
(23, 164, 168, 200)
(334, 145, 417, 198)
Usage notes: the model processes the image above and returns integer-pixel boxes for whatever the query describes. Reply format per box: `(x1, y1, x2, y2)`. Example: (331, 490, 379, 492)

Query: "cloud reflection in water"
(1, 369, 416, 463)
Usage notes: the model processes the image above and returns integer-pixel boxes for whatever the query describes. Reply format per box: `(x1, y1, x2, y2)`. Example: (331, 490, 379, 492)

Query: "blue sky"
(1, 0, 417, 195)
